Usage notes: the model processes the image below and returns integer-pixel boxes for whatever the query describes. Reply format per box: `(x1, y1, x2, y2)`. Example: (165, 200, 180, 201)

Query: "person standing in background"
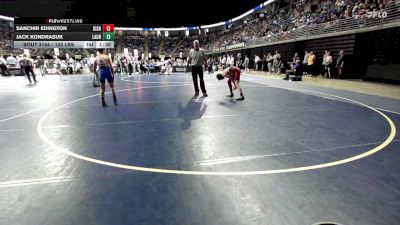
(36, 56, 44, 76)
(261, 54, 267, 71)
(221, 55, 227, 68)
(336, 50, 345, 79)
(0, 55, 11, 76)
(267, 53, 273, 74)
(127, 53, 133, 75)
(53, 55, 64, 79)
(187, 40, 208, 97)
(207, 58, 213, 74)
(322, 50, 328, 77)
(229, 55, 235, 68)
(226, 55, 232, 67)
(89, 54, 96, 73)
(292, 53, 300, 64)
(254, 55, 260, 71)
(6, 54, 17, 67)
(242, 55, 250, 73)
(236, 53, 242, 68)
(325, 51, 333, 78)
(273, 50, 281, 74)
(303, 50, 309, 76)
(307, 51, 316, 76)
(43, 59, 49, 75)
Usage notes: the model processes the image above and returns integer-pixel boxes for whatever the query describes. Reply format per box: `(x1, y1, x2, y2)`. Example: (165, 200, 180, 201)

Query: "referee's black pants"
(24, 66, 36, 83)
(0, 64, 11, 76)
(191, 66, 206, 94)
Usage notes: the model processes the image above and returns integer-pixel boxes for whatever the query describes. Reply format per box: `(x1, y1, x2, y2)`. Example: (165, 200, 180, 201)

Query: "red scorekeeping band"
(102, 24, 114, 32)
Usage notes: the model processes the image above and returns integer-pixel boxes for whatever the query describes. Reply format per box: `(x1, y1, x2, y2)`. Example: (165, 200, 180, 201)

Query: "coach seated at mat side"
(284, 60, 302, 81)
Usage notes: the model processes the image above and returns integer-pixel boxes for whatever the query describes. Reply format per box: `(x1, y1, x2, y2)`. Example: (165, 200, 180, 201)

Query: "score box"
(102, 32, 115, 41)
(102, 24, 114, 32)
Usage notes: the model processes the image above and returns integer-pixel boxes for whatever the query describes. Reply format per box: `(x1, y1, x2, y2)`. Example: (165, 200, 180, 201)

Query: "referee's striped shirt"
(188, 48, 206, 67)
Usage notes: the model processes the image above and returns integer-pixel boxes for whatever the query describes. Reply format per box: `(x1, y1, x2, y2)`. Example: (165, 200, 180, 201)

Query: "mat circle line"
(36, 83, 396, 176)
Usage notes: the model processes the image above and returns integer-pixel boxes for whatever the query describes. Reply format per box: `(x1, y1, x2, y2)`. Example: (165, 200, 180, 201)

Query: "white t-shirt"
(229, 57, 234, 65)
(322, 54, 328, 65)
(61, 61, 67, 69)
(7, 56, 17, 65)
(0, 57, 7, 65)
(326, 55, 333, 64)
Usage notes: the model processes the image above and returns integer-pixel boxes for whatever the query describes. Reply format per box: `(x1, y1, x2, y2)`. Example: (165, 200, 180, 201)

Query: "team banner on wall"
(226, 42, 245, 50)
(173, 66, 191, 72)
(212, 47, 225, 52)
(212, 42, 245, 52)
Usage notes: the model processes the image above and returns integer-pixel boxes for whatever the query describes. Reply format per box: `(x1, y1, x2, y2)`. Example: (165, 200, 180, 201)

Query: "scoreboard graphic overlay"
(13, 18, 115, 49)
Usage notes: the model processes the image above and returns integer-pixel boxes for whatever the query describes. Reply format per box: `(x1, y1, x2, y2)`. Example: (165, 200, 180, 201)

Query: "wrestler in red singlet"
(216, 66, 245, 100)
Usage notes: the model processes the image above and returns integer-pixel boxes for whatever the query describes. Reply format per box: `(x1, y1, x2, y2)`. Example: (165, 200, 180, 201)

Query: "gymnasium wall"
(208, 27, 400, 83)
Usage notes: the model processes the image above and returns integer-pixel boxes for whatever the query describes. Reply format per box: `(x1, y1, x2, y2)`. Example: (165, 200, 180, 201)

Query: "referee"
(20, 54, 37, 84)
(187, 40, 208, 97)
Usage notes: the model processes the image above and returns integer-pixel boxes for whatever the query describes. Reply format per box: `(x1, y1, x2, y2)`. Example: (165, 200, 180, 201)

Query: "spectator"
(267, 53, 273, 74)
(284, 59, 303, 81)
(322, 50, 329, 76)
(229, 55, 235, 67)
(236, 53, 242, 68)
(293, 53, 300, 64)
(0, 55, 11, 76)
(262, 54, 267, 71)
(6, 54, 17, 67)
(307, 51, 316, 76)
(221, 55, 227, 68)
(207, 58, 213, 74)
(242, 55, 250, 73)
(303, 50, 309, 75)
(291, 53, 300, 70)
(254, 55, 260, 71)
(36, 56, 44, 76)
(336, 50, 345, 78)
(325, 51, 333, 78)
(273, 50, 281, 74)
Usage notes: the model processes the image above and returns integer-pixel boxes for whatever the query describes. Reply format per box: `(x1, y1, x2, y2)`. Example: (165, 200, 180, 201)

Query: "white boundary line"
(195, 139, 400, 166)
(36, 82, 397, 176)
(0, 176, 75, 188)
(375, 108, 400, 115)
(0, 107, 46, 123)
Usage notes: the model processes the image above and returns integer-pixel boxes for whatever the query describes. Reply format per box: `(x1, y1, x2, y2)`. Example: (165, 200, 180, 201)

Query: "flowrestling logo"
(47, 19, 84, 24)
(366, 11, 388, 18)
